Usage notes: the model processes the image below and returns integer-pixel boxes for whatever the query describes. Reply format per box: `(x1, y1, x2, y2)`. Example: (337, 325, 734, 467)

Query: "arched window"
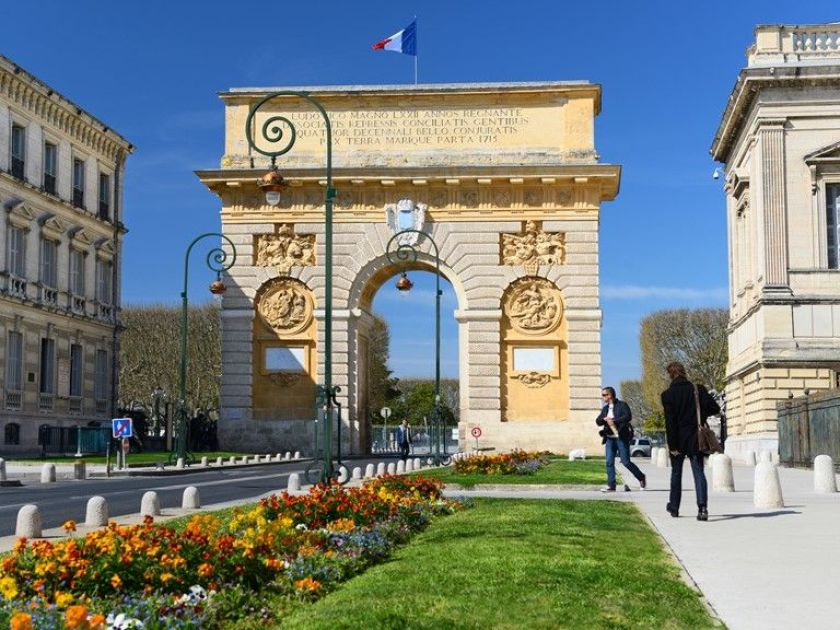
(4, 423, 21, 445)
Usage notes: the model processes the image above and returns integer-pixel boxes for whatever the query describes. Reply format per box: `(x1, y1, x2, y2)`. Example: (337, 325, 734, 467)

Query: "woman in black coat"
(660, 361, 720, 521)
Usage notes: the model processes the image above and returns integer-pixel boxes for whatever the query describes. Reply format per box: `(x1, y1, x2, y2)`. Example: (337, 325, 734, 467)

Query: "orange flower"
(63, 520, 77, 533)
(64, 605, 88, 628)
(89, 613, 106, 629)
(110, 574, 122, 589)
(294, 577, 322, 593)
(198, 562, 214, 577)
(10, 612, 33, 630)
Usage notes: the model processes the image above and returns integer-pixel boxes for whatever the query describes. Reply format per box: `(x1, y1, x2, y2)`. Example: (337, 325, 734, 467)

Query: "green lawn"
(275, 499, 718, 629)
(412, 457, 617, 488)
(7, 451, 251, 466)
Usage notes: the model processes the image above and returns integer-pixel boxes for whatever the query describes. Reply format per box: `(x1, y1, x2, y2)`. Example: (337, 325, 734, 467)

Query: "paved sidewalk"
(446, 460, 840, 630)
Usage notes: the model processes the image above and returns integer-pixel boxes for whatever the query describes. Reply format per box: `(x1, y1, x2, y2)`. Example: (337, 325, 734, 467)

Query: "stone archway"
(198, 81, 620, 455)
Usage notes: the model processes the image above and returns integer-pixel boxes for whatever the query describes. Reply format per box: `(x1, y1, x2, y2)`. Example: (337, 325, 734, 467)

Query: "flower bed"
(453, 450, 552, 476)
(0, 475, 459, 629)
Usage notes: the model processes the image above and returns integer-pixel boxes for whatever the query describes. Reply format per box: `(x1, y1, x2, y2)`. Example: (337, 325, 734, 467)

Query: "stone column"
(757, 119, 790, 292)
(455, 309, 502, 428)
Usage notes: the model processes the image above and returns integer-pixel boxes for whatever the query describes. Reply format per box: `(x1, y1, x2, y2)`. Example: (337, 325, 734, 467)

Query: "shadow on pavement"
(712, 509, 801, 521)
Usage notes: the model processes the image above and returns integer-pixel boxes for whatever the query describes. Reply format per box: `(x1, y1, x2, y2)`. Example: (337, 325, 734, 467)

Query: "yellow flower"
(55, 591, 74, 608)
(160, 572, 174, 583)
(63, 519, 77, 533)
(110, 574, 122, 589)
(0, 576, 19, 600)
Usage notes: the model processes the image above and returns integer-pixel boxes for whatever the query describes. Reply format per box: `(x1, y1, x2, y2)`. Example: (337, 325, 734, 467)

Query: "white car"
(630, 437, 652, 458)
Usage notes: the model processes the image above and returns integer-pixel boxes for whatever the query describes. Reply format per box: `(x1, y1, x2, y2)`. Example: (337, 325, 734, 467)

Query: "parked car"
(630, 436, 652, 458)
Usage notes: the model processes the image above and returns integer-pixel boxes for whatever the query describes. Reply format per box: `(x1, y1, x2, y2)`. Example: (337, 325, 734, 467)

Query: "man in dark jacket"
(595, 386, 647, 492)
(661, 361, 721, 521)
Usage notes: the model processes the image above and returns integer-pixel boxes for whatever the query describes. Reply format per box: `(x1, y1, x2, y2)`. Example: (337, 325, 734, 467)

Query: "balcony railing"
(8, 276, 27, 298)
(72, 188, 84, 209)
(5, 390, 22, 410)
(750, 25, 840, 66)
(71, 295, 87, 315)
(68, 396, 83, 413)
(98, 303, 114, 321)
(41, 286, 59, 306)
(95, 399, 107, 414)
(44, 173, 56, 195)
(11, 158, 25, 180)
(98, 202, 110, 221)
(39, 393, 54, 411)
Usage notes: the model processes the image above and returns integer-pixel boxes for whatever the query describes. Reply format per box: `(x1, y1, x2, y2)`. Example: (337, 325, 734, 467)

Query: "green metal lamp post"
(386, 229, 445, 464)
(172, 233, 237, 464)
(244, 92, 337, 483)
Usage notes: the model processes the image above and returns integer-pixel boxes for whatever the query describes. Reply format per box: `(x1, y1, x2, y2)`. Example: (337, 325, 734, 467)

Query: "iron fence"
(777, 391, 840, 468)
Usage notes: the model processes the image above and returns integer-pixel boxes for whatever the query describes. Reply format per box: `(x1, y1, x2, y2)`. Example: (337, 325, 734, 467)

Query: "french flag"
(371, 19, 417, 56)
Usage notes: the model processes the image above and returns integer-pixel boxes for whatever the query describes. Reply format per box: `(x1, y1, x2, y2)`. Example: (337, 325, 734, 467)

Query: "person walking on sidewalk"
(396, 419, 412, 462)
(661, 361, 721, 521)
(596, 386, 647, 492)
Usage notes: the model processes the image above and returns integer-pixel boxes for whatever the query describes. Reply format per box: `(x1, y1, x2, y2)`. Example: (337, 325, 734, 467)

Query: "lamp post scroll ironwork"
(244, 91, 338, 483)
(173, 233, 237, 464)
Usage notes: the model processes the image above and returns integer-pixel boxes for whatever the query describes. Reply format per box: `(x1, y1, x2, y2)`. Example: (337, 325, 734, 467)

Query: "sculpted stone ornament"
(504, 278, 563, 335)
(385, 198, 426, 245)
(255, 224, 315, 275)
(517, 372, 552, 388)
(258, 280, 313, 334)
(501, 220, 565, 274)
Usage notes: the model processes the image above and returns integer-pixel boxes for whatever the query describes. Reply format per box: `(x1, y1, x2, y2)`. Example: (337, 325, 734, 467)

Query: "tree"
(391, 379, 458, 427)
(639, 308, 728, 420)
(366, 314, 400, 416)
(620, 379, 653, 429)
(119, 303, 221, 414)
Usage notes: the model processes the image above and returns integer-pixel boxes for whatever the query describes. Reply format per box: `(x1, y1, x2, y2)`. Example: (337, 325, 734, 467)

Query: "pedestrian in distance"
(396, 418, 412, 462)
(595, 386, 647, 492)
(661, 361, 721, 521)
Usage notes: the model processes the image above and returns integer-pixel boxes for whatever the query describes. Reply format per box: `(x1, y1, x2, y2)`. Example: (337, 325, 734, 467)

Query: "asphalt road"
(0, 457, 384, 535)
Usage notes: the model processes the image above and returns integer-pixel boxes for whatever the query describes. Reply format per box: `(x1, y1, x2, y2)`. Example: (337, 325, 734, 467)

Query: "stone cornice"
(711, 64, 840, 162)
(0, 55, 134, 164)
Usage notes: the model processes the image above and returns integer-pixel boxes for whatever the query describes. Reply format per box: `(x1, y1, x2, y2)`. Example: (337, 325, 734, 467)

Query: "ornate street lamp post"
(386, 229, 446, 464)
(245, 92, 337, 483)
(172, 233, 236, 464)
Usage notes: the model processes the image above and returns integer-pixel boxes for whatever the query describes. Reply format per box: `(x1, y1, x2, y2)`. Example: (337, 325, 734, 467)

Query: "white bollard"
(771, 452, 780, 465)
(414, 457, 422, 469)
(201, 456, 209, 467)
(365, 463, 375, 478)
(396, 460, 406, 474)
(712, 454, 735, 492)
(656, 448, 669, 468)
(274, 453, 282, 462)
(352, 467, 362, 480)
(15, 504, 42, 538)
(753, 462, 784, 508)
(0, 457, 6, 482)
(182, 486, 201, 509)
(287, 472, 301, 492)
(813, 455, 838, 493)
(337, 466, 349, 483)
(228, 456, 236, 465)
(406, 458, 414, 472)
(141, 491, 161, 517)
(650, 447, 658, 462)
(285, 452, 292, 460)
(744, 450, 757, 466)
(759, 450, 772, 464)
(293, 451, 301, 459)
(387, 462, 396, 475)
(85, 496, 109, 527)
(376, 462, 386, 477)
(41, 463, 56, 483)
(176, 457, 185, 469)
(216, 457, 223, 466)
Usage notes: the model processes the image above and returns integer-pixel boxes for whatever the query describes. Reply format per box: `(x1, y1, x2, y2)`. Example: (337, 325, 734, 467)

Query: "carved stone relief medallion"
(500, 220, 566, 274)
(255, 224, 316, 275)
(385, 198, 427, 246)
(257, 279, 313, 334)
(504, 277, 563, 335)
(517, 372, 552, 388)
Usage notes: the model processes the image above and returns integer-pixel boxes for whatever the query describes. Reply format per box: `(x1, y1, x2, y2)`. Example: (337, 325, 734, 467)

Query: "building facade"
(711, 24, 840, 456)
(0, 55, 133, 454)
(198, 81, 620, 455)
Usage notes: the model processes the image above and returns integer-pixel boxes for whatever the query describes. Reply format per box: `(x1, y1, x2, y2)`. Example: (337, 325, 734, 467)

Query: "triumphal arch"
(197, 81, 620, 455)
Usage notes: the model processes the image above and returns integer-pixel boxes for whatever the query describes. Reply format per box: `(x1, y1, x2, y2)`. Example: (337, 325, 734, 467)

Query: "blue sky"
(4, 1, 838, 386)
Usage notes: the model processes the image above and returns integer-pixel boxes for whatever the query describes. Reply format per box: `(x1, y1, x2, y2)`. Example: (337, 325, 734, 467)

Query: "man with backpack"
(595, 386, 647, 492)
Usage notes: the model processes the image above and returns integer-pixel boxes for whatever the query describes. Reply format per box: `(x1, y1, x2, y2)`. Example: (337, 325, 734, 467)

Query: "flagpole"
(414, 54, 418, 85)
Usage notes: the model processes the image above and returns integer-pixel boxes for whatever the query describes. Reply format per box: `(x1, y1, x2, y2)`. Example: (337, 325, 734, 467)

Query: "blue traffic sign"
(112, 417, 133, 439)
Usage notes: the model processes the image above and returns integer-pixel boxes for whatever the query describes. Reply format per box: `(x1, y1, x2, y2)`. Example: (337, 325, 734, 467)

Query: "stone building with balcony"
(711, 24, 840, 457)
(0, 54, 133, 453)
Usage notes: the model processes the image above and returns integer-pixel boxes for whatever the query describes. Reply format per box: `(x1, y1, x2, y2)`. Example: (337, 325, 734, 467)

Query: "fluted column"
(757, 120, 790, 291)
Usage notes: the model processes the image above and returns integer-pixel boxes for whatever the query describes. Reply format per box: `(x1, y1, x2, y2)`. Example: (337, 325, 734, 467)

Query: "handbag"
(694, 384, 723, 455)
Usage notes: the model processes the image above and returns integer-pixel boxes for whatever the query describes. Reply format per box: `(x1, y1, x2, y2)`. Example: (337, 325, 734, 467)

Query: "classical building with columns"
(198, 81, 620, 455)
(0, 54, 132, 453)
(711, 24, 840, 456)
